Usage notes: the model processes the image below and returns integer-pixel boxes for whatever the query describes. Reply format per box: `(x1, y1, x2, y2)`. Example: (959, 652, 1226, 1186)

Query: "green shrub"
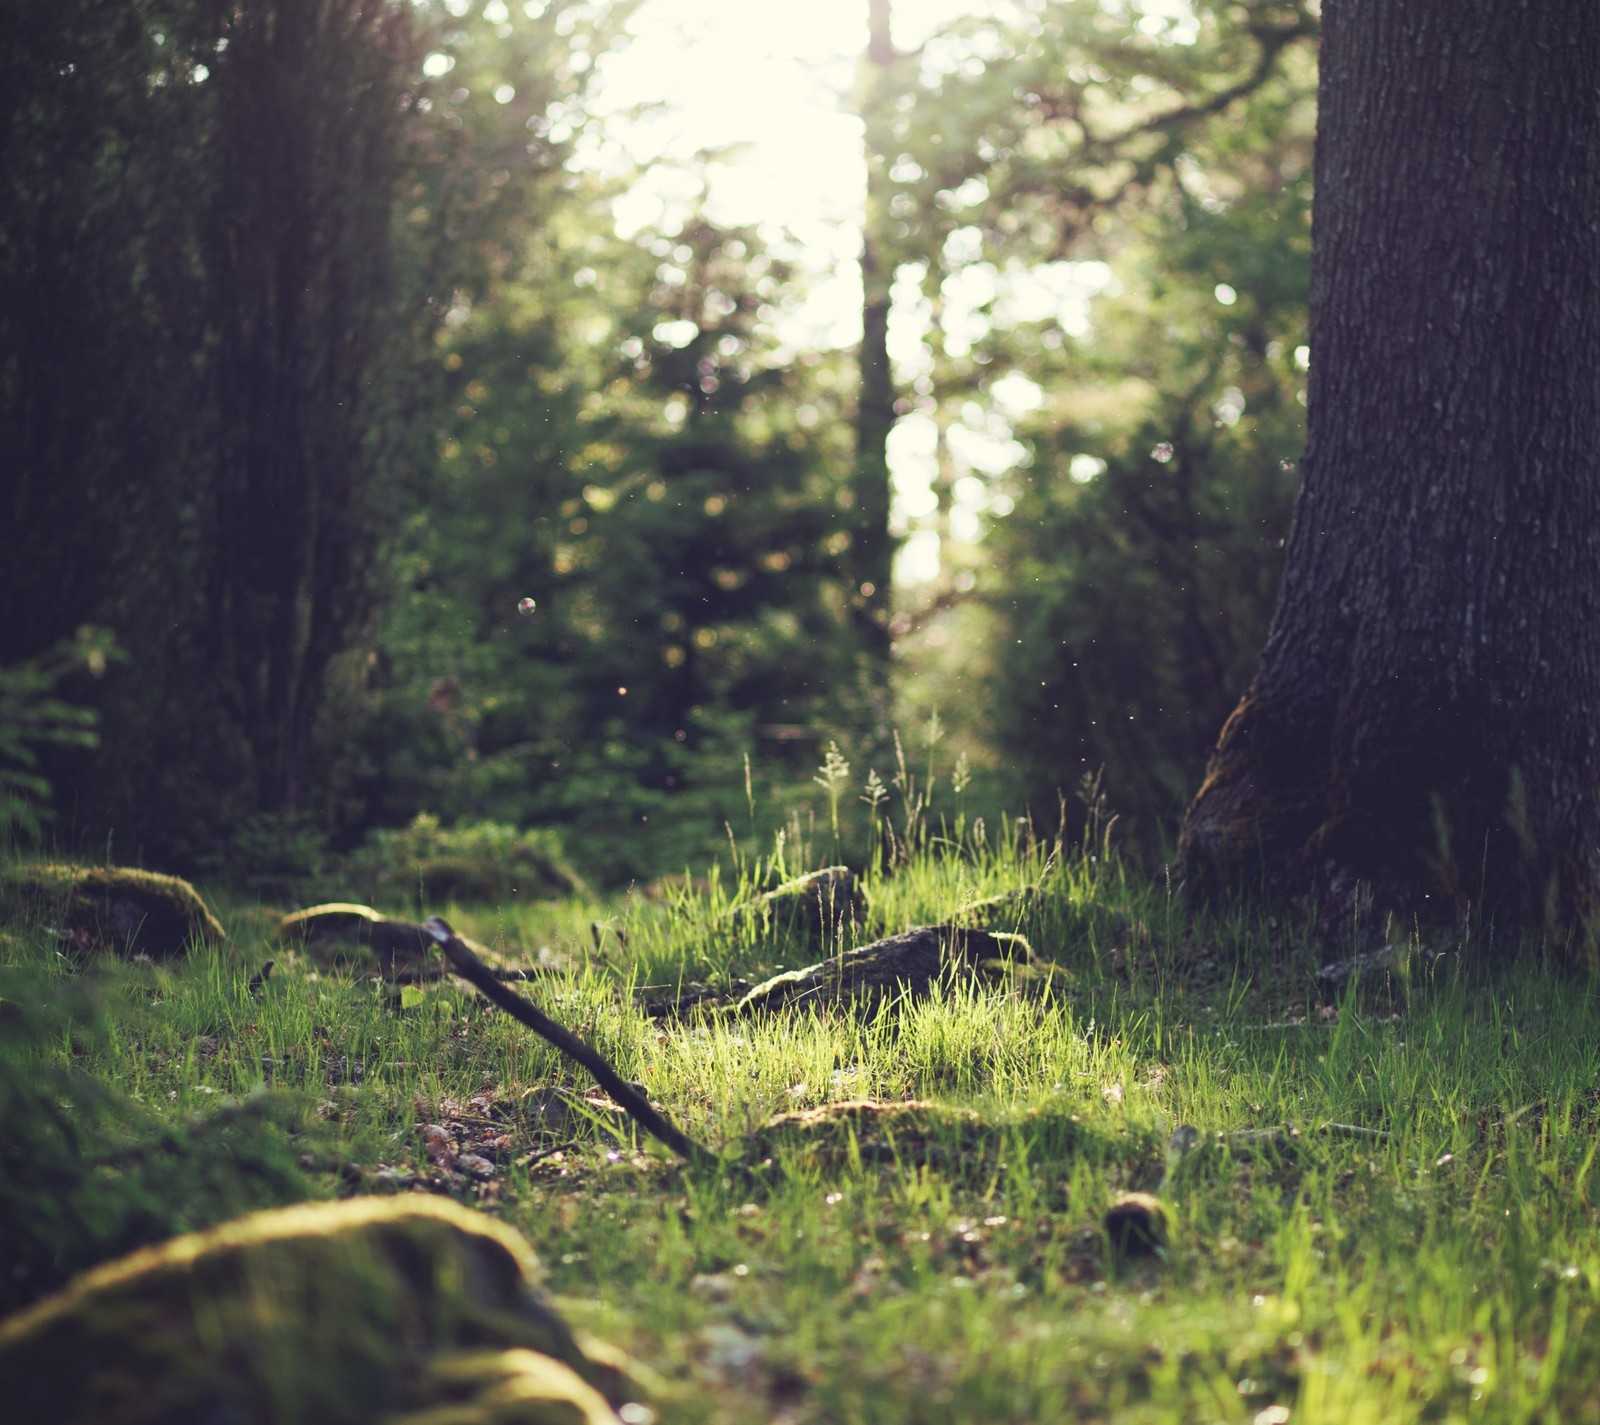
(344, 813, 587, 908)
(0, 629, 115, 847)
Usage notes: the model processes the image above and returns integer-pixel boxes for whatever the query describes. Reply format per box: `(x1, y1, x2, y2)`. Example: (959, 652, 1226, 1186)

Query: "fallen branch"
(424, 916, 710, 1166)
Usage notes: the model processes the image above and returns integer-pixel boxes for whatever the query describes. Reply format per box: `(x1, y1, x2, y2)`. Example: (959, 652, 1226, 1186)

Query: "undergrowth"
(3, 788, 1600, 1422)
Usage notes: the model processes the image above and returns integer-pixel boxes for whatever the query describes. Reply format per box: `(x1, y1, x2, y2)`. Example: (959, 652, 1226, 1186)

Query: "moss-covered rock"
(278, 902, 431, 975)
(732, 924, 1035, 1015)
(950, 885, 1049, 924)
(0, 863, 225, 958)
(728, 866, 860, 945)
(394, 1349, 617, 1425)
(0, 1196, 640, 1425)
(277, 902, 506, 979)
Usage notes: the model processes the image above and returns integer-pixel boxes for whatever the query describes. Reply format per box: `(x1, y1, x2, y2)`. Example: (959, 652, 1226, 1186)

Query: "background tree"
(361, 198, 859, 882)
(1179, 0, 1600, 946)
(852, 0, 899, 691)
(1, 0, 235, 859)
(876, 0, 1315, 841)
(1, 0, 613, 867)
(201, 0, 423, 818)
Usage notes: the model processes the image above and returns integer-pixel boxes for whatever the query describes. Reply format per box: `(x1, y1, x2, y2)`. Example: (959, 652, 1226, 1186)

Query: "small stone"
(688, 1272, 736, 1303)
(1104, 1191, 1170, 1259)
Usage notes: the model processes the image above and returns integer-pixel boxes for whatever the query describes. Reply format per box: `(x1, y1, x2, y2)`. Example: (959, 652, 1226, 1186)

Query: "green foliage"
(358, 202, 864, 884)
(346, 813, 586, 908)
(0, 961, 310, 1317)
(0, 0, 624, 867)
(217, 812, 336, 899)
(982, 56, 1313, 842)
(0, 630, 116, 846)
(7, 817, 1600, 1420)
(867, 5, 1317, 845)
(3, 0, 1325, 882)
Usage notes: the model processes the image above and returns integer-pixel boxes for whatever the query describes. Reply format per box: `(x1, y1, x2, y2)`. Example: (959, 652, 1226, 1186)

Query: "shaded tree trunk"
(205, 0, 415, 814)
(1179, 0, 1600, 947)
(852, 0, 896, 678)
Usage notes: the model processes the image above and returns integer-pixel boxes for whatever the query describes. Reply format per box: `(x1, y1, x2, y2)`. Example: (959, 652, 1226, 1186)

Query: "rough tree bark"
(1179, 0, 1600, 947)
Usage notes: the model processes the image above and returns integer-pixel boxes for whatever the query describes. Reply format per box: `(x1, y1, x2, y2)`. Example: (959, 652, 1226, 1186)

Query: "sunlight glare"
(584, 1, 1053, 585)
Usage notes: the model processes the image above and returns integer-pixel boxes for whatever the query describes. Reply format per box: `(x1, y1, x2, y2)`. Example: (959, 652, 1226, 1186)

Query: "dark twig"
(424, 916, 710, 1166)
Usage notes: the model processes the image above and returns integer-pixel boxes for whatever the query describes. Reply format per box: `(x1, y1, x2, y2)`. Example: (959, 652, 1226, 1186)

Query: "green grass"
(5, 822, 1600, 1423)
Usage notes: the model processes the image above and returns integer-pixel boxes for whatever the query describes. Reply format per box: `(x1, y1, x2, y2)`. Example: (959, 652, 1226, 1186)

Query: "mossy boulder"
(732, 924, 1036, 1015)
(951, 885, 1049, 924)
(0, 1195, 640, 1425)
(276, 902, 502, 979)
(397, 1349, 617, 1424)
(0, 863, 225, 958)
(729, 866, 860, 945)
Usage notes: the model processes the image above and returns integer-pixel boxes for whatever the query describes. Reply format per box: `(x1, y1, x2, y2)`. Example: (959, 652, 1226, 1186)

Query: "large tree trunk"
(206, 0, 411, 814)
(1179, 0, 1600, 947)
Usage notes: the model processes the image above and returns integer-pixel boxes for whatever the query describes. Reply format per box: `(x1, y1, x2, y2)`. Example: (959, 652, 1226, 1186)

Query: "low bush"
(344, 814, 587, 909)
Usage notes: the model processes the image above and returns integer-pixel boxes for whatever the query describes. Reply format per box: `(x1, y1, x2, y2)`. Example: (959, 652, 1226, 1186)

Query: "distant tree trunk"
(1179, 0, 1600, 947)
(204, 0, 415, 814)
(853, 0, 896, 680)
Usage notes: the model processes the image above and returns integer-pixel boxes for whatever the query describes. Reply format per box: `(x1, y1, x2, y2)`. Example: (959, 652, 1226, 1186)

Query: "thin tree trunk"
(1179, 0, 1600, 948)
(853, 0, 896, 678)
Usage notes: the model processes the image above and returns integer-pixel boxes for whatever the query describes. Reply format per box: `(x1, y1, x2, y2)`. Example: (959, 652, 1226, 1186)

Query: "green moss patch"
(728, 866, 860, 945)
(0, 863, 225, 958)
(0, 1196, 642, 1425)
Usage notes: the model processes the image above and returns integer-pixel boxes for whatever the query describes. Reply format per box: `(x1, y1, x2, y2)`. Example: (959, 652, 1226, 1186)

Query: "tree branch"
(424, 916, 710, 1166)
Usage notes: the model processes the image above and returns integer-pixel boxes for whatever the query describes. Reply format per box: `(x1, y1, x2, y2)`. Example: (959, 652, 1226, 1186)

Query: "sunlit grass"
(5, 819, 1600, 1422)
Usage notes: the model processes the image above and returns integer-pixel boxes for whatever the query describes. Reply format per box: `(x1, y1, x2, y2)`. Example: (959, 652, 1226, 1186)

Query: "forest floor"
(5, 825, 1600, 1423)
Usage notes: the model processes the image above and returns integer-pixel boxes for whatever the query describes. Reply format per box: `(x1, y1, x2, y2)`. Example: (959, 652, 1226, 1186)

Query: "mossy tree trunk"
(1179, 0, 1600, 947)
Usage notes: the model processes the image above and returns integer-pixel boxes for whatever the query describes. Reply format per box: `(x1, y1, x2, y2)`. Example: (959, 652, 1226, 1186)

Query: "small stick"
(425, 916, 709, 1166)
